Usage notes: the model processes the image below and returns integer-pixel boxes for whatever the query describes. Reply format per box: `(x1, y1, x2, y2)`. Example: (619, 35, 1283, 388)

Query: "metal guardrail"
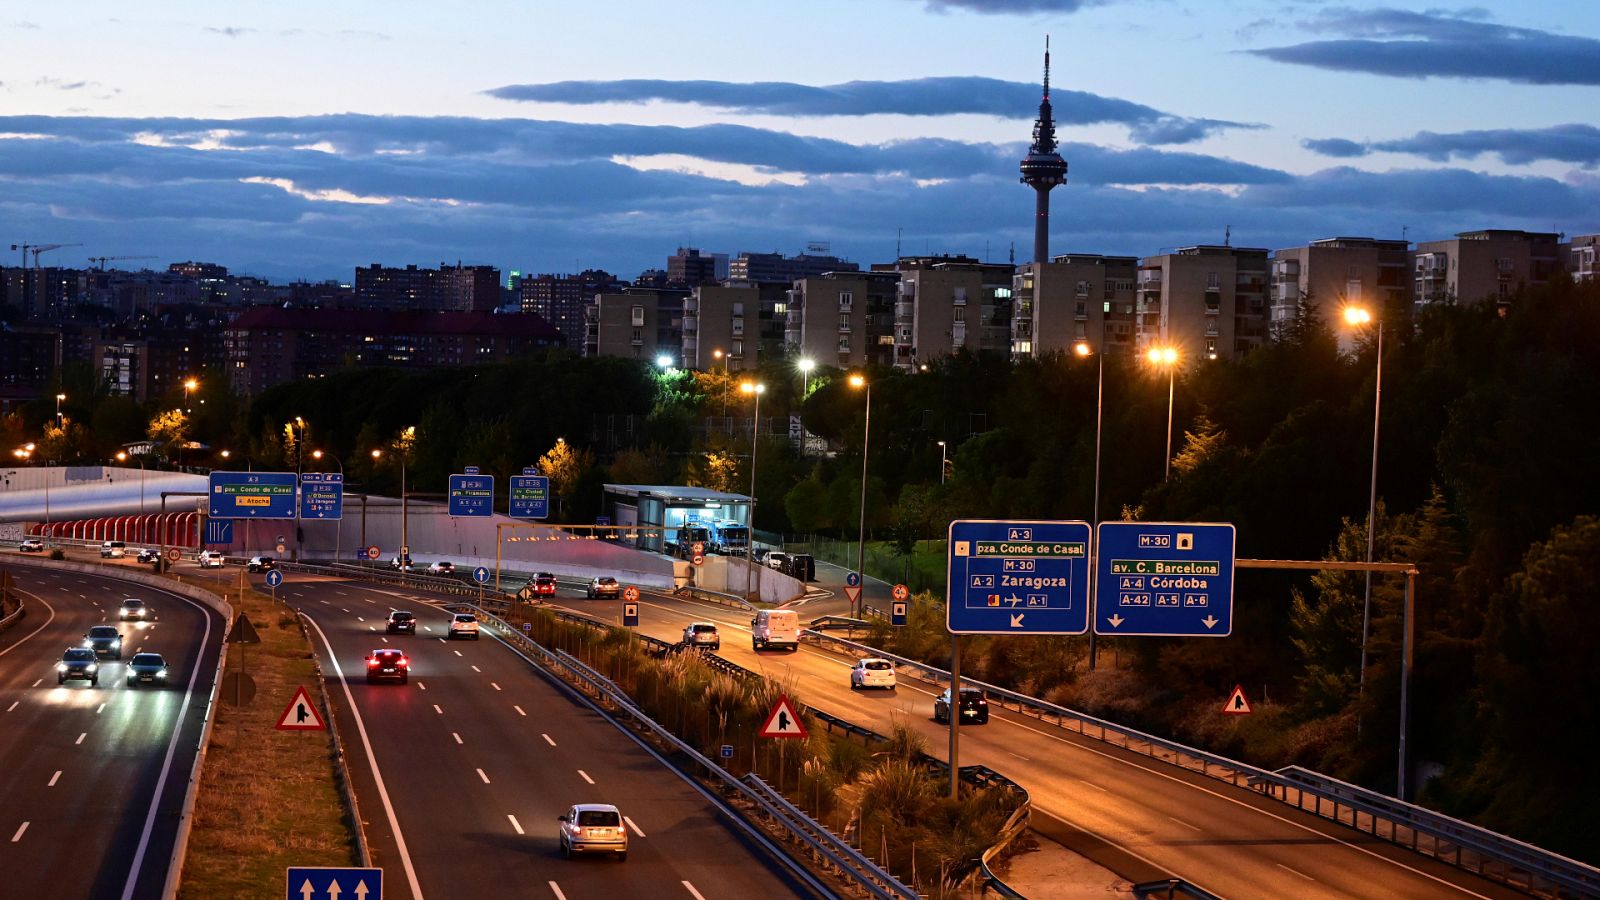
(743, 775, 920, 900)
(0, 600, 25, 635)
(1131, 879, 1225, 900)
(800, 628, 1600, 899)
(675, 584, 756, 611)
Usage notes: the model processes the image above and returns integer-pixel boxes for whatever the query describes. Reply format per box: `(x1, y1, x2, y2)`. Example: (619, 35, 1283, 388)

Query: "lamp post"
(1076, 340, 1107, 669)
(179, 378, 198, 470)
(313, 449, 345, 565)
(1146, 345, 1179, 481)
(16, 444, 48, 546)
(740, 381, 765, 601)
(849, 373, 872, 618)
(1344, 305, 1385, 705)
(373, 426, 412, 578)
(55, 392, 65, 427)
(290, 417, 306, 562)
(116, 450, 148, 515)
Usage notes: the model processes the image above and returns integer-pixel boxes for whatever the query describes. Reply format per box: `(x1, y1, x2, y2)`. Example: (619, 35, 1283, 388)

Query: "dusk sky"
(4, 1, 1599, 281)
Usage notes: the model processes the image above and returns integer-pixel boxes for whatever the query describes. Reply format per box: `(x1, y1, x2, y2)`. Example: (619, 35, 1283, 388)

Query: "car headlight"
(82, 639, 93, 648)
(157, 669, 167, 678)
(57, 663, 67, 672)
(86, 664, 98, 673)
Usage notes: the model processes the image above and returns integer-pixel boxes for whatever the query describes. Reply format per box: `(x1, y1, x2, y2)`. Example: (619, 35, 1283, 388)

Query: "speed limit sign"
(892, 584, 909, 601)
(623, 585, 640, 602)
(691, 541, 705, 555)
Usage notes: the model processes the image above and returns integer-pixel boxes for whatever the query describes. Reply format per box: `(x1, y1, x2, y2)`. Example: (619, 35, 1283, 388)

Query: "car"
(933, 687, 990, 725)
(850, 658, 897, 691)
(426, 561, 455, 576)
(99, 540, 127, 559)
(448, 612, 480, 640)
(84, 625, 124, 659)
(247, 555, 275, 572)
(532, 572, 558, 596)
(19, 538, 44, 552)
(196, 550, 224, 568)
(682, 622, 720, 651)
(385, 611, 417, 634)
(119, 598, 150, 621)
(364, 648, 410, 683)
(587, 576, 621, 599)
(58, 648, 100, 686)
(751, 609, 799, 652)
(557, 803, 628, 860)
(766, 551, 790, 571)
(126, 652, 169, 687)
(135, 548, 160, 564)
(388, 555, 414, 572)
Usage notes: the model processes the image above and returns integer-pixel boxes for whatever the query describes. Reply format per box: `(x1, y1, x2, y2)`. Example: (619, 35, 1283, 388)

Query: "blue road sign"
(464, 465, 480, 475)
(448, 473, 495, 517)
(472, 566, 491, 584)
(209, 471, 297, 519)
(508, 474, 550, 519)
(286, 866, 382, 900)
(845, 571, 861, 588)
(891, 600, 908, 627)
(265, 569, 284, 588)
(947, 519, 1091, 635)
(1094, 522, 1236, 637)
(622, 602, 639, 627)
(204, 519, 234, 546)
(720, 744, 734, 759)
(299, 473, 344, 520)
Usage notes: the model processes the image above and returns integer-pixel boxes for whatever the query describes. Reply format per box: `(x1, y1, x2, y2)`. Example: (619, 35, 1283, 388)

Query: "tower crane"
(89, 255, 157, 271)
(9, 242, 83, 269)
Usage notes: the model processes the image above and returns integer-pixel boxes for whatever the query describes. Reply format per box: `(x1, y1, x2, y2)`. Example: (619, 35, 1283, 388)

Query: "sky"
(3, 0, 1599, 282)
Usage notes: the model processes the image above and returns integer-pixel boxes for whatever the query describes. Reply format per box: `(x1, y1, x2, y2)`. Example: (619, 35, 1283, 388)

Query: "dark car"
(247, 555, 276, 572)
(126, 652, 169, 687)
(84, 625, 124, 660)
(385, 611, 417, 634)
(933, 687, 989, 725)
(365, 648, 409, 684)
(58, 648, 100, 686)
(136, 548, 161, 564)
(532, 572, 558, 596)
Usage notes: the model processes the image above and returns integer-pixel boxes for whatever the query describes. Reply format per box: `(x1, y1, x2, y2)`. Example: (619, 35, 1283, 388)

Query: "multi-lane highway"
(0, 559, 224, 900)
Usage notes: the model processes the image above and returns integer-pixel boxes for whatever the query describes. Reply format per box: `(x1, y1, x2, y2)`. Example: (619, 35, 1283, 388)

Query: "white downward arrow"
(328, 881, 342, 900)
(354, 881, 369, 900)
(1009, 613, 1024, 628)
(299, 880, 314, 900)
(1202, 615, 1219, 629)
(1107, 614, 1125, 628)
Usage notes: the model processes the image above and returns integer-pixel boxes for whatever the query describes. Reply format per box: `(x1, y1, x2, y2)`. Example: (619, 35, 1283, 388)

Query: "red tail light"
(398, 659, 408, 667)
(367, 658, 379, 667)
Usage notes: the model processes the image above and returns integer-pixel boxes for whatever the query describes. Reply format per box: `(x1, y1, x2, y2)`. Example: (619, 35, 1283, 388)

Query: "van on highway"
(751, 608, 799, 652)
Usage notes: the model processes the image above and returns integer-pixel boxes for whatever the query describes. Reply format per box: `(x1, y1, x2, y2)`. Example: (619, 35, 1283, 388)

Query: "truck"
(668, 523, 712, 558)
(709, 519, 750, 556)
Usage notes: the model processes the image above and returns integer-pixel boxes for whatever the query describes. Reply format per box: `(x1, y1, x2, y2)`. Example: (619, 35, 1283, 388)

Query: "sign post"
(946, 519, 1091, 635)
(473, 565, 490, 604)
(1094, 522, 1236, 636)
(264, 567, 283, 603)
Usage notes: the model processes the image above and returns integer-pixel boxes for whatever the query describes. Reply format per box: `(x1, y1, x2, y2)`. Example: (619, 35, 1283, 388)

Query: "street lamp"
(797, 357, 815, 398)
(116, 450, 148, 515)
(55, 392, 65, 426)
(655, 354, 674, 370)
(1076, 339, 1108, 668)
(372, 425, 413, 576)
(183, 377, 198, 412)
(740, 381, 766, 601)
(849, 373, 872, 618)
(1146, 345, 1179, 481)
(289, 417, 307, 561)
(1344, 305, 1384, 704)
(713, 348, 725, 372)
(313, 449, 345, 564)
(937, 440, 948, 485)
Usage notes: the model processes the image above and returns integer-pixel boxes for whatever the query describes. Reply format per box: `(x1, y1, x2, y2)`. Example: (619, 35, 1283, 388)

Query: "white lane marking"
(365, 599, 376, 604)
(75, 732, 86, 745)
(10, 822, 27, 842)
(367, 626, 375, 631)
(5, 701, 17, 712)
(96, 703, 106, 714)
(320, 600, 330, 605)
(453, 650, 462, 657)
(302, 615, 426, 900)
(48, 771, 61, 787)
(515, 706, 528, 717)
(336, 590, 348, 595)
(31, 680, 41, 688)
(491, 683, 502, 691)
(471, 664, 481, 672)
(1078, 779, 1108, 792)
(423, 626, 432, 632)
(476, 768, 491, 784)
(452, 733, 463, 745)
(1277, 863, 1316, 882)
(291, 592, 304, 597)
(1008, 751, 1030, 761)
(357, 617, 365, 622)
(682, 882, 706, 900)
(381, 637, 389, 644)
(417, 682, 427, 691)
(549, 883, 567, 900)
(541, 733, 555, 746)
(1169, 815, 1201, 831)
(625, 816, 645, 837)
(578, 770, 594, 785)
(341, 608, 351, 613)
(508, 814, 525, 835)
(438, 638, 446, 643)
(433, 704, 443, 715)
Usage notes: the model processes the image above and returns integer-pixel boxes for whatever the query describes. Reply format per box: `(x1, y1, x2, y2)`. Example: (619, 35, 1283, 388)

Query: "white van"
(751, 608, 799, 652)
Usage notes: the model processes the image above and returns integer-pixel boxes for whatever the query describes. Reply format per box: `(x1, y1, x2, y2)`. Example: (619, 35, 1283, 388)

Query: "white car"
(426, 561, 455, 576)
(19, 538, 45, 552)
(850, 658, 897, 691)
(682, 622, 720, 650)
(765, 551, 789, 571)
(99, 540, 127, 558)
(558, 803, 628, 859)
(118, 598, 150, 621)
(448, 612, 480, 640)
(196, 550, 224, 568)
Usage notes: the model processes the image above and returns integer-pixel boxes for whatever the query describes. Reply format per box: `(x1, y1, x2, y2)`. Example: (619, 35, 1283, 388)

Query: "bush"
(48, 549, 65, 560)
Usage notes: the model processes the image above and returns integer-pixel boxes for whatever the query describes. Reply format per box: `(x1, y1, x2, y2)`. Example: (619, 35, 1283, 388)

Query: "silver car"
(557, 803, 628, 860)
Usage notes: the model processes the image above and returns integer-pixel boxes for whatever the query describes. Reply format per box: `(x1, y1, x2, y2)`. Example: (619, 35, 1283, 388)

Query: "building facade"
(683, 283, 762, 371)
(728, 251, 858, 284)
(585, 288, 688, 362)
(1136, 246, 1269, 361)
(353, 262, 502, 311)
(784, 271, 899, 368)
(1011, 254, 1137, 360)
(1413, 230, 1562, 309)
(519, 269, 626, 351)
(1269, 237, 1411, 332)
(1565, 234, 1597, 283)
(891, 256, 1015, 370)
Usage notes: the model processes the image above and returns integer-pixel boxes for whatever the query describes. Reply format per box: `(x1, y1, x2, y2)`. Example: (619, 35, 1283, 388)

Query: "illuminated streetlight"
(55, 392, 66, 426)
(1343, 304, 1384, 708)
(1076, 339, 1108, 668)
(849, 373, 872, 618)
(739, 381, 766, 601)
(1146, 345, 1180, 481)
(937, 440, 948, 485)
(116, 450, 148, 514)
(655, 354, 674, 370)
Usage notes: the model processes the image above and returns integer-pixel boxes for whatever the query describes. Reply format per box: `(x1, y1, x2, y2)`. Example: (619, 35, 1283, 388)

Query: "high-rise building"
(683, 283, 762, 371)
(353, 262, 501, 311)
(890, 256, 1015, 369)
(784, 271, 899, 368)
(1413, 230, 1562, 310)
(667, 247, 720, 287)
(1136, 246, 1269, 361)
(728, 250, 858, 284)
(1019, 39, 1068, 265)
(441, 263, 502, 312)
(585, 287, 688, 362)
(520, 270, 627, 351)
(1011, 254, 1138, 360)
(1269, 237, 1411, 333)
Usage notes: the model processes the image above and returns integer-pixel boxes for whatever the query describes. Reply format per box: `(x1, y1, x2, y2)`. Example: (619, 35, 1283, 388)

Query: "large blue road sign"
(286, 866, 382, 899)
(204, 519, 234, 545)
(209, 471, 297, 519)
(509, 474, 550, 519)
(947, 520, 1091, 635)
(448, 473, 494, 517)
(1095, 522, 1236, 636)
(299, 473, 344, 520)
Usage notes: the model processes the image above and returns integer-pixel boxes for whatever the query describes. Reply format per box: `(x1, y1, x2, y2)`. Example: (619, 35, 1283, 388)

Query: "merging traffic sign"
(947, 519, 1091, 635)
(276, 686, 325, 731)
(448, 473, 495, 517)
(299, 473, 344, 520)
(509, 473, 550, 519)
(209, 471, 297, 519)
(1222, 685, 1252, 715)
(1095, 522, 1236, 636)
(286, 866, 382, 900)
(758, 695, 808, 739)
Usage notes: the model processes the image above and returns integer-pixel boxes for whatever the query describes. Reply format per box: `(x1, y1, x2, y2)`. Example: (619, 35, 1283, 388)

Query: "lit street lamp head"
(1073, 341, 1092, 358)
(1147, 346, 1179, 367)
(1344, 306, 1374, 327)
(797, 358, 815, 374)
(656, 354, 674, 369)
(739, 381, 766, 396)
(849, 374, 867, 390)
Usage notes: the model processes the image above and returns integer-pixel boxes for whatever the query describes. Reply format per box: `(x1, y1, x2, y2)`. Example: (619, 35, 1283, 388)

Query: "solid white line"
(47, 771, 61, 787)
(1169, 815, 1201, 831)
(1276, 863, 1316, 881)
(471, 664, 481, 672)
(625, 816, 645, 837)
(682, 881, 706, 900)
(477, 768, 491, 784)
(515, 706, 528, 717)
(549, 883, 567, 900)
(508, 814, 524, 835)
(5, 701, 17, 712)
(31, 679, 41, 687)
(452, 732, 463, 745)
(491, 682, 502, 691)
(75, 732, 86, 745)
(578, 770, 594, 785)
(1008, 751, 1030, 761)
(10, 822, 26, 842)
(0, 588, 58, 658)
(302, 615, 426, 900)
(541, 732, 555, 746)
(433, 704, 443, 715)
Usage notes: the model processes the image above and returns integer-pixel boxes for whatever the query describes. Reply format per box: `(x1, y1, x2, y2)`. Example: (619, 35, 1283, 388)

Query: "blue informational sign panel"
(209, 471, 297, 519)
(845, 571, 861, 588)
(286, 867, 382, 900)
(891, 600, 908, 627)
(1094, 522, 1236, 637)
(204, 519, 234, 546)
(622, 602, 640, 627)
(947, 520, 1091, 635)
(299, 473, 344, 520)
(509, 474, 550, 519)
(448, 473, 494, 517)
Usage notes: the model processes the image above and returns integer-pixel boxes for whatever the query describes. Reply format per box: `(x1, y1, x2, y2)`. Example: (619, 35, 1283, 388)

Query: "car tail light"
(397, 659, 408, 667)
(367, 658, 379, 667)
(570, 826, 583, 836)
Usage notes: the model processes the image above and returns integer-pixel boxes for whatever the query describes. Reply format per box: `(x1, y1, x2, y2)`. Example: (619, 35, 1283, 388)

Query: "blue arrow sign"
(448, 473, 495, 517)
(209, 471, 297, 519)
(508, 474, 550, 519)
(204, 519, 234, 546)
(265, 569, 284, 588)
(1094, 522, 1236, 637)
(845, 571, 861, 588)
(472, 566, 490, 584)
(947, 519, 1091, 635)
(286, 866, 382, 900)
(299, 473, 344, 520)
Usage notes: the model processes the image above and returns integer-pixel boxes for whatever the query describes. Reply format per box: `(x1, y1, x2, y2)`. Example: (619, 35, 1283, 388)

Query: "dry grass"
(178, 578, 356, 899)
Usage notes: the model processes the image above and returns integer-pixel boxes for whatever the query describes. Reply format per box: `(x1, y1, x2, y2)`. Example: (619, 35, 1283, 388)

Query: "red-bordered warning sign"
(1221, 684, 1252, 716)
(277, 686, 327, 731)
(892, 584, 909, 601)
(843, 585, 862, 605)
(623, 585, 640, 602)
(758, 694, 809, 739)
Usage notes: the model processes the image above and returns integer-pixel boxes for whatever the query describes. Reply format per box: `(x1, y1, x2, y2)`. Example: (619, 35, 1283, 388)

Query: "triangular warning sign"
(843, 585, 862, 604)
(1221, 685, 1252, 716)
(276, 686, 326, 731)
(227, 613, 261, 645)
(758, 695, 809, 739)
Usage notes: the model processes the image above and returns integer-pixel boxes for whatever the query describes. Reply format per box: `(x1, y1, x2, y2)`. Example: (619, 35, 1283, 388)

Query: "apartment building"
(354, 262, 502, 312)
(1568, 234, 1598, 283)
(1412, 230, 1561, 309)
(585, 287, 688, 362)
(1010, 254, 1137, 360)
(729, 251, 858, 284)
(666, 247, 725, 286)
(1269, 237, 1411, 332)
(1136, 246, 1269, 361)
(784, 271, 899, 368)
(890, 256, 1014, 370)
(519, 269, 627, 351)
(683, 283, 762, 371)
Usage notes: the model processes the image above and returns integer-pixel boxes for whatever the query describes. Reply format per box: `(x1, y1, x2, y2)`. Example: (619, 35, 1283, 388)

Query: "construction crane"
(89, 255, 157, 271)
(9, 242, 83, 269)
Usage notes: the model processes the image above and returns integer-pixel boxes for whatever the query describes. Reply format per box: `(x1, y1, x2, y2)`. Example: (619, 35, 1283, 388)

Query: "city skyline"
(3, 1, 1599, 280)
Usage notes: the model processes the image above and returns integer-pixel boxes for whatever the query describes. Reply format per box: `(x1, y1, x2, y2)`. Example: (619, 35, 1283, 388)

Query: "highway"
(273, 572, 823, 900)
(0, 557, 224, 900)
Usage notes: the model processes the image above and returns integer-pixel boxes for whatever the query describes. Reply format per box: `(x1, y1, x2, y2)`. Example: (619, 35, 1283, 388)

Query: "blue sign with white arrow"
(204, 519, 234, 546)
(509, 474, 550, 519)
(209, 471, 297, 519)
(1094, 522, 1236, 637)
(448, 473, 494, 517)
(472, 566, 490, 584)
(264, 569, 284, 588)
(845, 571, 861, 588)
(286, 866, 382, 900)
(946, 519, 1091, 635)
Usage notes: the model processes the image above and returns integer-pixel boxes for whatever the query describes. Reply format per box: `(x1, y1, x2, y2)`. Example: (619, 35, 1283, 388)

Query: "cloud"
(35, 77, 91, 91)
(204, 26, 255, 38)
(910, 0, 1107, 12)
(1301, 137, 1368, 158)
(1248, 8, 1600, 85)
(11, 20, 40, 29)
(1304, 125, 1600, 167)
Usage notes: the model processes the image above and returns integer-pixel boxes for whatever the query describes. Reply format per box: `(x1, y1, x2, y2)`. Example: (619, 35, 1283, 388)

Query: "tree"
(1171, 412, 1227, 477)
(681, 449, 739, 493)
(146, 409, 188, 462)
(784, 475, 829, 535)
(538, 438, 594, 519)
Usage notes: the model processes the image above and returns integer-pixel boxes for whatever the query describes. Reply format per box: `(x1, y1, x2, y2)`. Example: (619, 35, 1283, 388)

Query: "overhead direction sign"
(758, 695, 809, 739)
(299, 472, 344, 520)
(509, 474, 550, 519)
(1095, 522, 1236, 637)
(947, 519, 1091, 635)
(1222, 685, 1252, 715)
(448, 473, 495, 517)
(209, 471, 297, 519)
(276, 686, 325, 731)
(286, 866, 382, 900)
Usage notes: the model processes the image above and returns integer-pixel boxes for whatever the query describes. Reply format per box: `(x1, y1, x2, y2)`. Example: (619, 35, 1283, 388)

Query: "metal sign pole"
(948, 634, 960, 800)
(1399, 567, 1415, 801)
